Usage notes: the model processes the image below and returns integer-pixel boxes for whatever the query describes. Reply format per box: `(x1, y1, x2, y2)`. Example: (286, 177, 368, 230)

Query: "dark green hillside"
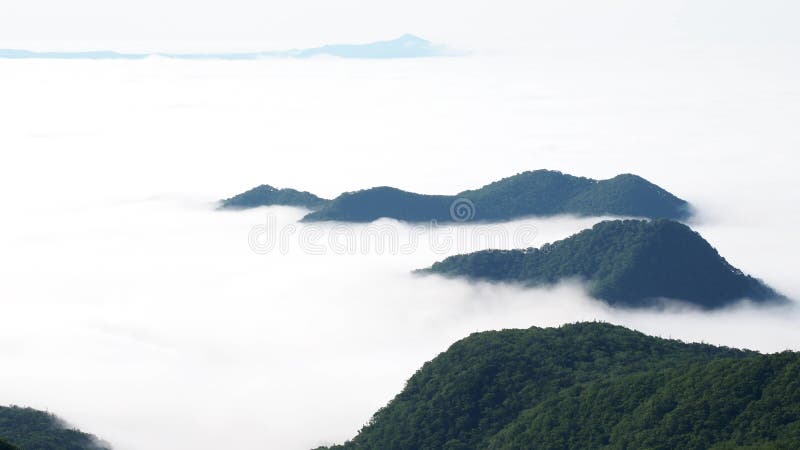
(488, 353, 800, 449)
(421, 219, 782, 308)
(454, 170, 594, 220)
(222, 170, 690, 222)
(457, 170, 689, 221)
(0, 440, 19, 450)
(0, 406, 109, 450)
(301, 187, 453, 222)
(563, 173, 691, 219)
(219, 184, 329, 209)
(317, 322, 800, 450)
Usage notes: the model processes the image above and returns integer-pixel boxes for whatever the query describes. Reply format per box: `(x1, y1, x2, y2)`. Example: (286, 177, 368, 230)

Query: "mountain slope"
(0, 440, 18, 450)
(295, 34, 444, 59)
(219, 184, 329, 210)
(0, 406, 109, 450)
(421, 219, 782, 308)
(563, 173, 691, 219)
(317, 323, 800, 450)
(296, 170, 689, 222)
(300, 187, 454, 222)
(455, 171, 689, 221)
(488, 353, 800, 449)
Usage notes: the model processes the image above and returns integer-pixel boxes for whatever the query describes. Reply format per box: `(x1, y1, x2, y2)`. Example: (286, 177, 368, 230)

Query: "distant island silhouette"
(0, 35, 451, 60)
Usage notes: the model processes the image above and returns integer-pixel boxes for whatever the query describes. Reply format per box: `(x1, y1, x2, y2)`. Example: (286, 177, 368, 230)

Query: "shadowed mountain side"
(219, 184, 329, 210)
(0, 406, 110, 450)
(300, 187, 454, 222)
(230, 170, 691, 222)
(454, 171, 691, 222)
(316, 322, 800, 450)
(419, 219, 784, 309)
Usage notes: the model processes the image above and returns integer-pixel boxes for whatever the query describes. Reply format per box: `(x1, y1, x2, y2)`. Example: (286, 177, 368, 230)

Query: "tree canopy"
(422, 219, 782, 308)
(221, 170, 691, 222)
(219, 184, 329, 210)
(318, 322, 800, 450)
(0, 406, 109, 450)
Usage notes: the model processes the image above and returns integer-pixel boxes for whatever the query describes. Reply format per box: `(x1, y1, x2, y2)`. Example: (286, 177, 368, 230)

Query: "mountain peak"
(395, 34, 430, 44)
(422, 219, 784, 308)
(319, 322, 798, 450)
(219, 185, 328, 210)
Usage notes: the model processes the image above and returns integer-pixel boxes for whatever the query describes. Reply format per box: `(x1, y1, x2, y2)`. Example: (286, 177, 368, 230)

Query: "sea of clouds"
(1, 46, 799, 449)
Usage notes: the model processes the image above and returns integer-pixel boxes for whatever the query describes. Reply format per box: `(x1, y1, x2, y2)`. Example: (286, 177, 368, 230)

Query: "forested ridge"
(220, 170, 690, 222)
(317, 322, 800, 450)
(422, 219, 782, 308)
(219, 184, 329, 210)
(0, 406, 109, 450)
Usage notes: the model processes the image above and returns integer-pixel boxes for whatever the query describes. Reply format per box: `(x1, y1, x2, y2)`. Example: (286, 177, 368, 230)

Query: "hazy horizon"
(2, 0, 799, 53)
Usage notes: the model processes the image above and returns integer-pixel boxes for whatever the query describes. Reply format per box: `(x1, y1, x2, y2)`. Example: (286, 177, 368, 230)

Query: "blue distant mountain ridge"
(0, 35, 448, 60)
(0, 49, 147, 59)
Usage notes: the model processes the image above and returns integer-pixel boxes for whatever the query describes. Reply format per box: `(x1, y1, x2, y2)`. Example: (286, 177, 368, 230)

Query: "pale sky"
(2, 0, 799, 52)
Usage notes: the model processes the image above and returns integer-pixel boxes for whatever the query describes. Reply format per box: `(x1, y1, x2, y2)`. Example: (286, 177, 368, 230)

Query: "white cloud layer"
(0, 42, 799, 449)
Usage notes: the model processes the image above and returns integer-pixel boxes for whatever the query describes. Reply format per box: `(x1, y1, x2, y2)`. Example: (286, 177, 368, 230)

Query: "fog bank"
(0, 49, 799, 449)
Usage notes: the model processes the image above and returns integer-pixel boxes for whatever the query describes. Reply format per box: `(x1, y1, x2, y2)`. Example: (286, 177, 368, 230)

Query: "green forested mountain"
(317, 322, 800, 450)
(301, 187, 454, 222)
(0, 440, 19, 450)
(456, 171, 689, 222)
(222, 170, 690, 222)
(421, 219, 782, 309)
(219, 184, 329, 209)
(0, 406, 109, 450)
